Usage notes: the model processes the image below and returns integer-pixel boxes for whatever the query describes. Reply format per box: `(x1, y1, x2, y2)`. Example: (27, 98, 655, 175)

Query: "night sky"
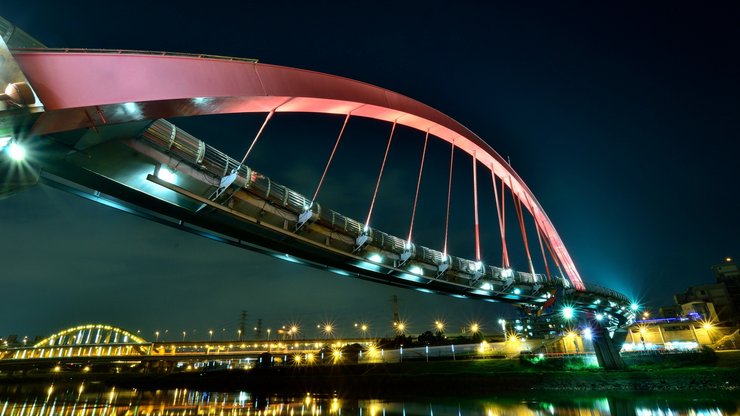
(1, 2, 738, 341)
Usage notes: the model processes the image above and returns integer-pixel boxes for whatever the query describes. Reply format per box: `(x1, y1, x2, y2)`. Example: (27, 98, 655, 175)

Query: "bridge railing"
(582, 282, 630, 303)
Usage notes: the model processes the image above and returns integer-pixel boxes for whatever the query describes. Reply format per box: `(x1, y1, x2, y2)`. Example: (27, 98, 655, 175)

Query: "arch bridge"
(0, 17, 634, 367)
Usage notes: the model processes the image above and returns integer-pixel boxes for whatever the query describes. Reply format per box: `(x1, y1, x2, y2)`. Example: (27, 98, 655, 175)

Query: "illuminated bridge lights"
(3, 139, 26, 161)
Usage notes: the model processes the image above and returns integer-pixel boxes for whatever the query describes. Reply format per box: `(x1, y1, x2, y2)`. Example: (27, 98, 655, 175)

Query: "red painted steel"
(13, 50, 585, 290)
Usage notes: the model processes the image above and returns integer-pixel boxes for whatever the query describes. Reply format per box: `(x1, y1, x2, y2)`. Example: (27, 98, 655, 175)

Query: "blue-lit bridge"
(0, 17, 634, 368)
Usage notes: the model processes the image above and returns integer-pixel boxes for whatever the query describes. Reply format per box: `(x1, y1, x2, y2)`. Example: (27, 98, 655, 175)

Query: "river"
(0, 383, 737, 415)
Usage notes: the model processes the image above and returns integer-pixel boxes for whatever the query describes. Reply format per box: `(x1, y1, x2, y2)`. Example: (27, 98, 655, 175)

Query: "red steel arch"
(13, 50, 585, 290)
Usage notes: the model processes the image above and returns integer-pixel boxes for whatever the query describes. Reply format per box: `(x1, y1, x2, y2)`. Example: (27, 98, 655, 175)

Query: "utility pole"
(391, 295, 400, 326)
(238, 310, 247, 341)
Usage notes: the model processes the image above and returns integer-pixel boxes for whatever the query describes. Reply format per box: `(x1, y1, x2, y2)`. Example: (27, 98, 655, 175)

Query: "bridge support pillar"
(592, 326, 626, 370)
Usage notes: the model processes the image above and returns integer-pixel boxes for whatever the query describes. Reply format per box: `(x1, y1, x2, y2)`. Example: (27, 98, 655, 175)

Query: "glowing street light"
(498, 319, 507, 341)
(182, 331, 186, 341)
(209, 330, 214, 341)
(435, 320, 445, 333)
(582, 327, 593, 340)
(155, 331, 160, 342)
(322, 324, 333, 338)
(355, 323, 368, 338)
(470, 323, 480, 334)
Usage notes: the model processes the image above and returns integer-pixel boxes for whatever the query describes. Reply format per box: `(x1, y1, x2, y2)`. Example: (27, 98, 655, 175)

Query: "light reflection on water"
(0, 384, 737, 416)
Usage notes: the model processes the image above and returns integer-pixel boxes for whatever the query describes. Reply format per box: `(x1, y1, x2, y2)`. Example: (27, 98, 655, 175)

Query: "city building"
(661, 258, 740, 326)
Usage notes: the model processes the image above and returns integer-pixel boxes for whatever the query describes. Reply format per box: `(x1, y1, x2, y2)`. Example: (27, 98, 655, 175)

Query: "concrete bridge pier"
(593, 324, 627, 370)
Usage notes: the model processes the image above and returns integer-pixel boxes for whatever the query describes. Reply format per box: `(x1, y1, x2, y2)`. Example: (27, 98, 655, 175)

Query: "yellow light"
(330, 398, 340, 413)
(702, 322, 713, 331)
(726, 257, 732, 262)
(470, 323, 480, 333)
(435, 320, 445, 331)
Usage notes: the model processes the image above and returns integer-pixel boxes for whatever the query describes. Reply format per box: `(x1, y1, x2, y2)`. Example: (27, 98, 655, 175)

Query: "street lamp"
(394, 321, 406, 335)
(470, 323, 480, 334)
(498, 319, 507, 341)
(435, 320, 445, 334)
(209, 330, 213, 341)
(155, 331, 160, 342)
(237, 329, 242, 341)
(182, 331, 186, 341)
(355, 323, 368, 338)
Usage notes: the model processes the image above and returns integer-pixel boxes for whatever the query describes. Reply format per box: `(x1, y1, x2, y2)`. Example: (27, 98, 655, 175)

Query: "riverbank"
(2, 351, 739, 396)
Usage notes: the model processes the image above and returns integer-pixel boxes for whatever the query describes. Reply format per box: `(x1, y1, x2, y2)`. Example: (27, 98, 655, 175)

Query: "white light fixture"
(157, 167, 176, 183)
(409, 265, 423, 275)
(7, 141, 26, 161)
(368, 253, 383, 263)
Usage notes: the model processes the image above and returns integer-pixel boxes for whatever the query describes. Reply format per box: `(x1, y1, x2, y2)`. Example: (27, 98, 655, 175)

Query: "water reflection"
(0, 384, 737, 415)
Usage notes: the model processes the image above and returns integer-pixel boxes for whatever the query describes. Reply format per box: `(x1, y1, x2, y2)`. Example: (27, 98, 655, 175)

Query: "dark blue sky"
(1, 2, 738, 340)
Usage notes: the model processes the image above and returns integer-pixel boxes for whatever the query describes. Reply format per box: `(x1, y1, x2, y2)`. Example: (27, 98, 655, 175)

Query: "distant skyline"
(1, 2, 738, 338)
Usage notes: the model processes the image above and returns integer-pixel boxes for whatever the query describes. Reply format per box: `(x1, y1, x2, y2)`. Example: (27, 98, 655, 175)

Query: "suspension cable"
(540, 227, 564, 278)
(407, 130, 429, 244)
(491, 169, 510, 268)
(443, 140, 455, 256)
(310, 113, 351, 207)
(535, 226, 552, 281)
(364, 121, 397, 231)
(510, 181, 535, 276)
(524, 193, 552, 281)
(238, 110, 275, 167)
(472, 151, 481, 261)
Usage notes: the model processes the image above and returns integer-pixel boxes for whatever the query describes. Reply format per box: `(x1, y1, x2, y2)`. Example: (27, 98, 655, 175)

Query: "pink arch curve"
(13, 50, 585, 290)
